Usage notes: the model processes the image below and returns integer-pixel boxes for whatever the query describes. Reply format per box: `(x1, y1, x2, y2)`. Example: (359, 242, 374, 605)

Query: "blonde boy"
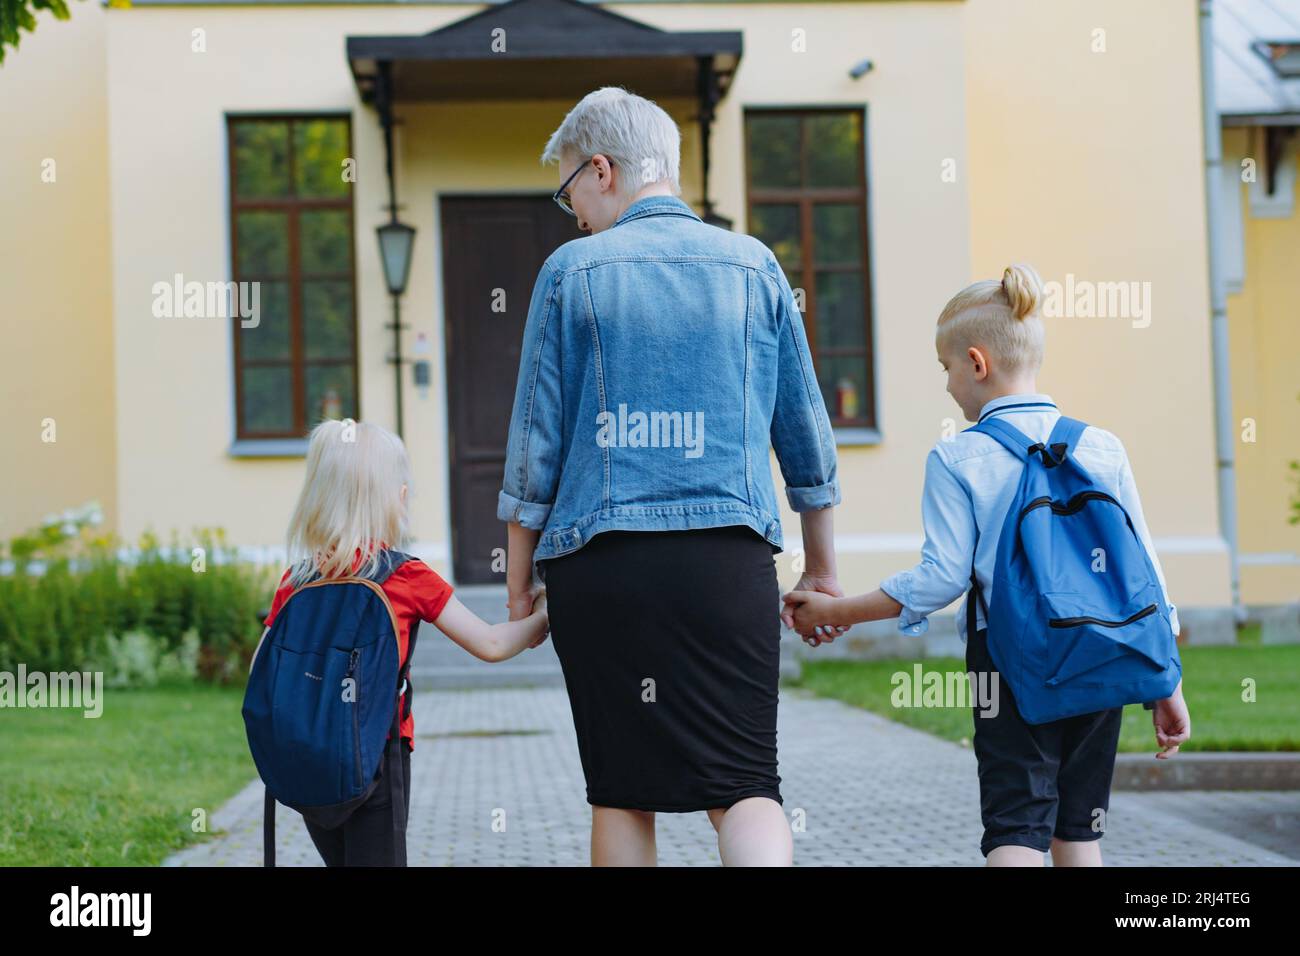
(782, 264, 1191, 867)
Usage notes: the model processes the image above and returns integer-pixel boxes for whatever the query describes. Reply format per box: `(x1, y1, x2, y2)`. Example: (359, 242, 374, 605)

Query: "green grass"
(793, 643, 1300, 753)
(0, 682, 256, 866)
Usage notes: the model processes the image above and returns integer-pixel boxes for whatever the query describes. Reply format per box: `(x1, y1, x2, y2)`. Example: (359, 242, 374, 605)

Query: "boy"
(781, 263, 1191, 866)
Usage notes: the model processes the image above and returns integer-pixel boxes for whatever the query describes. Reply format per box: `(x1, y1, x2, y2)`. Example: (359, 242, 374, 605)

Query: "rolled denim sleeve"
(497, 262, 563, 530)
(768, 262, 841, 512)
(879, 449, 978, 636)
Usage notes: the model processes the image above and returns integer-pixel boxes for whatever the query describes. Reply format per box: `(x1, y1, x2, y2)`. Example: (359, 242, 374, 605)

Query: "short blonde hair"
(936, 263, 1046, 374)
(540, 86, 682, 197)
(284, 419, 411, 588)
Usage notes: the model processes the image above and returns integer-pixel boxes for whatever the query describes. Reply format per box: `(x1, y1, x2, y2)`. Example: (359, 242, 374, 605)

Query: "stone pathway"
(165, 687, 1300, 866)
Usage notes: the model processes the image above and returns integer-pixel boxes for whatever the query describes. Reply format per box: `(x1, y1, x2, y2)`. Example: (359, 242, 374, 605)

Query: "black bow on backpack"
(1026, 441, 1069, 467)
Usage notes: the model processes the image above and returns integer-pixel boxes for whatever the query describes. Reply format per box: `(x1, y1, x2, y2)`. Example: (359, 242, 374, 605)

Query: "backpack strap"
(963, 419, 1032, 639)
(372, 548, 419, 736)
(386, 634, 410, 866)
(263, 788, 275, 868)
(367, 549, 419, 704)
(966, 567, 989, 641)
(386, 717, 408, 866)
(401, 621, 419, 718)
(967, 417, 1034, 461)
(364, 548, 415, 586)
(1046, 415, 1088, 454)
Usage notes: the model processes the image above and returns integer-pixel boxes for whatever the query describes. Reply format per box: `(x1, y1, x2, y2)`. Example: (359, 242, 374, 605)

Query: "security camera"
(849, 59, 874, 79)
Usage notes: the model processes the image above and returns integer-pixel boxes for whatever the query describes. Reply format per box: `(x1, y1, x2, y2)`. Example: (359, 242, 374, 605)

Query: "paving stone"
(164, 687, 1300, 867)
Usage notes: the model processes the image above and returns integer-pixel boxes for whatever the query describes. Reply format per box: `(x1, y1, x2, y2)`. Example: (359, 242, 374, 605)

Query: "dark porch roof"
(346, 0, 742, 102)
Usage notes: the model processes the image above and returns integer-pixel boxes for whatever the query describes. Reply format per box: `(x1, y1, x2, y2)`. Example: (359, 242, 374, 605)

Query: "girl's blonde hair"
(936, 263, 1046, 375)
(284, 419, 411, 588)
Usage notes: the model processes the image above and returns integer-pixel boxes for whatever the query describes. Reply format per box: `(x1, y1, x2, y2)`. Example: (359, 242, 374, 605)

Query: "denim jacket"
(497, 194, 841, 566)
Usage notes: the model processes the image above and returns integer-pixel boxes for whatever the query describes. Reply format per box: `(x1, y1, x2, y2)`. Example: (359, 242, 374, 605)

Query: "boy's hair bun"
(1001, 263, 1043, 321)
(935, 261, 1046, 374)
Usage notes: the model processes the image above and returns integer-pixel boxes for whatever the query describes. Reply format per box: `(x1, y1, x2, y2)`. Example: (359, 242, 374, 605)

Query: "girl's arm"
(434, 589, 549, 663)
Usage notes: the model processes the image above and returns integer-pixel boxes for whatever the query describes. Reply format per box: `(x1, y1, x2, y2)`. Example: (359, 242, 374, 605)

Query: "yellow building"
(1213, 0, 1300, 625)
(4, 0, 1295, 642)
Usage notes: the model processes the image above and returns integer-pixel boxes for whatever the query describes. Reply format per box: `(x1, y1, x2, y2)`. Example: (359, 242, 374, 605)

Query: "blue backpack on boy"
(242, 548, 418, 866)
(966, 415, 1181, 724)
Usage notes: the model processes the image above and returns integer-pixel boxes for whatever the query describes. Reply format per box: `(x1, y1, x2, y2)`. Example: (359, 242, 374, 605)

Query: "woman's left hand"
(781, 572, 850, 646)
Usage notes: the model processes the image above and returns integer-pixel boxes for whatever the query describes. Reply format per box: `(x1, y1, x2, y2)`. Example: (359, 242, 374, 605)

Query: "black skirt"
(539, 525, 783, 812)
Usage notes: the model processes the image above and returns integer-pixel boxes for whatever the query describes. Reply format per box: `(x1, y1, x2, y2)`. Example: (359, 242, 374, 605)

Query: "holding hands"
(782, 589, 847, 645)
(508, 584, 550, 648)
(781, 571, 851, 647)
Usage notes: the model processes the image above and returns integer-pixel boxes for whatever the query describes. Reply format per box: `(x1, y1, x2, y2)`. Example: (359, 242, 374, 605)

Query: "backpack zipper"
(1048, 604, 1158, 629)
(346, 648, 362, 789)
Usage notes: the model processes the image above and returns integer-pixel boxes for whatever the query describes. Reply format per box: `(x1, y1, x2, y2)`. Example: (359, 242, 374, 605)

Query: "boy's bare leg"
(1050, 837, 1103, 866)
(986, 844, 1045, 866)
(591, 806, 656, 866)
(705, 797, 793, 867)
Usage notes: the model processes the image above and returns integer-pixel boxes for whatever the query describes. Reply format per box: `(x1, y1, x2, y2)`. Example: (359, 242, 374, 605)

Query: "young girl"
(781, 263, 1190, 867)
(256, 418, 549, 866)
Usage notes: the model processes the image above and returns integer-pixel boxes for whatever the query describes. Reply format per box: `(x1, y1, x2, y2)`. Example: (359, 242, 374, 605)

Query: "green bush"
(85, 628, 202, 689)
(0, 505, 274, 686)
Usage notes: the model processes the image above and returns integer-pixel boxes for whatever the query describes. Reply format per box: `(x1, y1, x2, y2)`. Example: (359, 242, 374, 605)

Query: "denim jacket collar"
(976, 392, 1056, 423)
(611, 195, 704, 229)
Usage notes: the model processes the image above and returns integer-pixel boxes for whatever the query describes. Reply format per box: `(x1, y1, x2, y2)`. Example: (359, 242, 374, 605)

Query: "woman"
(498, 87, 846, 866)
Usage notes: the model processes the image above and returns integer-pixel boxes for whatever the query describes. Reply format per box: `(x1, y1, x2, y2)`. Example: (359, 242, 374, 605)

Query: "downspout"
(1198, 0, 1244, 621)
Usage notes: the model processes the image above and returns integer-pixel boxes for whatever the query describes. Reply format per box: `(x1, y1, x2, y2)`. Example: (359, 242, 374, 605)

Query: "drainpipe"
(1198, 0, 1244, 622)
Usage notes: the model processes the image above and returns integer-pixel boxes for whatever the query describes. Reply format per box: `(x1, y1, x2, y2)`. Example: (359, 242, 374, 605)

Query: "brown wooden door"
(441, 195, 579, 584)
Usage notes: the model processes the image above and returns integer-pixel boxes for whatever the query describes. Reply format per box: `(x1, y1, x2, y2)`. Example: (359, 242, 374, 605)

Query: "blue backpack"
(242, 548, 418, 866)
(966, 415, 1181, 724)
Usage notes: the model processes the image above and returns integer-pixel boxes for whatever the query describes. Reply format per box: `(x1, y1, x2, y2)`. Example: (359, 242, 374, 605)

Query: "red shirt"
(262, 555, 454, 752)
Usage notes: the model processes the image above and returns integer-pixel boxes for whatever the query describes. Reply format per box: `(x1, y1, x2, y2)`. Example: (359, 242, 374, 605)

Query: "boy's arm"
(784, 448, 975, 637)
(876, 448, 979, 633)
(783, 587, 902, 639)
(433, 593, 548, 663)
(1152, 679, 1191, 758)
(1114, 441, 1181, 636)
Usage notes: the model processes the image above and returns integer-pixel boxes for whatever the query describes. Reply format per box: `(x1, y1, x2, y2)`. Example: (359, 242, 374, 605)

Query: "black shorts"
(966, 627, 1123, 856)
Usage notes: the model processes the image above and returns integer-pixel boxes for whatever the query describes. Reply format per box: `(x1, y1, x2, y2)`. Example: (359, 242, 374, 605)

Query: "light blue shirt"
(878, 393, 1180, 642)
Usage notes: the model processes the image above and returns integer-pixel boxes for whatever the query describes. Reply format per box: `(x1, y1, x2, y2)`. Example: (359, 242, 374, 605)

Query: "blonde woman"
(783, 264, 1191, 867)
(253, 419, 549, 866)
(499, 88, 844, 867)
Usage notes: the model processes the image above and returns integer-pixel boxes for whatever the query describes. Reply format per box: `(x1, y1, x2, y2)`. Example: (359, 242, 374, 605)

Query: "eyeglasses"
(553, 156, 614, 217)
